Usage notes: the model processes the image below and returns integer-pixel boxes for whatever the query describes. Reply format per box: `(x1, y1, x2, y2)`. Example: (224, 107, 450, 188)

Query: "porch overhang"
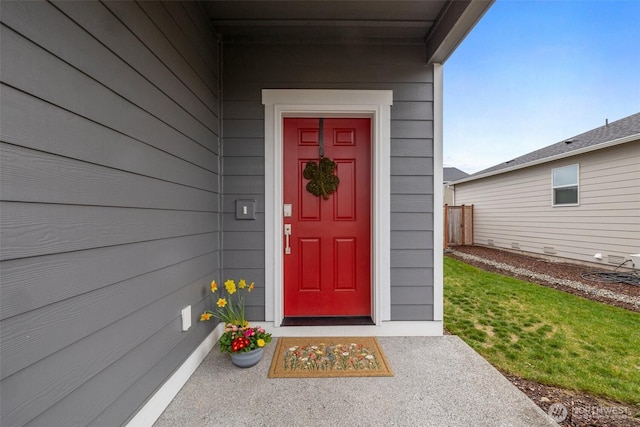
(204, 0, 493, 63)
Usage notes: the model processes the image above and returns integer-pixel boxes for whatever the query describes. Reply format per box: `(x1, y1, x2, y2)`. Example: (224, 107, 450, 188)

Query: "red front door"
(283, 118, 371, 317)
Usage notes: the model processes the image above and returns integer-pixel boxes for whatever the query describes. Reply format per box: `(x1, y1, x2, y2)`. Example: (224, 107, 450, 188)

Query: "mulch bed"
(445, 245, 640, 426)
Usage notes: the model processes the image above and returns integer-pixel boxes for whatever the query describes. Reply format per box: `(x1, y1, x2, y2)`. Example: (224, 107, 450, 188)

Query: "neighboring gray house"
(452, 113, 640, 267)
(0, 1, 492, 425)
(443, 166, 470, 205)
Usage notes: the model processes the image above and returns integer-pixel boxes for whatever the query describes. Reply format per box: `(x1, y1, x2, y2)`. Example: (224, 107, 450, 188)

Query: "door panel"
(283, 117, 371, 316)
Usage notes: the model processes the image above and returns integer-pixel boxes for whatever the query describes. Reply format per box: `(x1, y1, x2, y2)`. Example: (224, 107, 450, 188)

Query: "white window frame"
(262, 89, 392, 327)
(551, 164, 579, 206)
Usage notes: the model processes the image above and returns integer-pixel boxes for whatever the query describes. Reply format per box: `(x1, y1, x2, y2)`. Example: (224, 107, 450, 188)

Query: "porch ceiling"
(204, 0, 493, 63)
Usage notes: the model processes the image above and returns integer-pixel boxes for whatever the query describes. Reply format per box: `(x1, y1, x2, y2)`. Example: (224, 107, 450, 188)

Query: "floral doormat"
(267, 337, 393, 378)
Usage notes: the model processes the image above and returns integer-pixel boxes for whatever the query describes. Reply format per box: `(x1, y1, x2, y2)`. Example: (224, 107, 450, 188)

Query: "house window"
(552, 164, 579, 206)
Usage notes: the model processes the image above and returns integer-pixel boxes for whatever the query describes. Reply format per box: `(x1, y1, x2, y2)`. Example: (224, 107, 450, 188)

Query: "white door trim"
(262, 89, 392, 326)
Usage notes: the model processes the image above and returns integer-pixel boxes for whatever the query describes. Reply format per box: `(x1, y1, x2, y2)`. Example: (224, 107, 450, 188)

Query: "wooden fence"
(444, 204, 473, 249)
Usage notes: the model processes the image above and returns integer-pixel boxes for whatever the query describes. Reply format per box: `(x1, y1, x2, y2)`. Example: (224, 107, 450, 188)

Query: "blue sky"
(443, 0, 640, 174)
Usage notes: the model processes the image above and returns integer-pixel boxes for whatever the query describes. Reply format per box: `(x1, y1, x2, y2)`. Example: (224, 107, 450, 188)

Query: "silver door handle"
(284, 224, 292, 255)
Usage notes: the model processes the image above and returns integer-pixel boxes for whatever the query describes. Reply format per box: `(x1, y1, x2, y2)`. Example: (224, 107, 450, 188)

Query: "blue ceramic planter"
(230, 347, 264, 368)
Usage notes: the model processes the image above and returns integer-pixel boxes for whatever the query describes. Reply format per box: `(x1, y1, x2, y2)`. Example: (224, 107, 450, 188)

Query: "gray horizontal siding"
(391, 231, 433, 249)
(20, 288, 209, 427)
(391, 287, 434, 305)
(224, 119, 265, 138)
(222, 138, 265, 157)
(391, 120, 433, 139)
(391, 305, 434, 321)
(1, 234, 218, 321)
(137, 2, 218, 85)
(3, 1, 218, 145)
(223, 231, 265, 250)
(223, 43, 434, 321)
(224, 251, 266, 269)
(223, 156, 265, 175)
(0, 86, 218, 191)
(391, 194, 434, 213)
(391, 175, 434, 194)
(223, 100, 265, 120)
(391, 267, 433, 285)
(391, 250, 434, 268)
(0, 143, 217, 211)
(392, 101, 433, 120)
(1, 254, 214, 385)
(0, 2, 220, 426)
(391, 157, 433, 176)
(391, 213, 434, 231)
(1, 24, 218, 172)
(100, 1, 220, 115)
(0, 202, 217, 261)
(391, 138, 434, 157)
(225, 62, 432, 85)
(93, 324, 212, 426)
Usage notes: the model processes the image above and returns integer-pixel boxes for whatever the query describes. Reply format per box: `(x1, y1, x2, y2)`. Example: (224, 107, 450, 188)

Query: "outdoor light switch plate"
(236, 199, 256, 220)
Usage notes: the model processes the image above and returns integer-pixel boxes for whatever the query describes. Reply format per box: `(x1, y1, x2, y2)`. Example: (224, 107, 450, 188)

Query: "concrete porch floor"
(154, 336, 557, 426)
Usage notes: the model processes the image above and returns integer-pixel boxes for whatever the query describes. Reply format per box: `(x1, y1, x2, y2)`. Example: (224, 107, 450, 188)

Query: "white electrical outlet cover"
(181, 305, 191, 331)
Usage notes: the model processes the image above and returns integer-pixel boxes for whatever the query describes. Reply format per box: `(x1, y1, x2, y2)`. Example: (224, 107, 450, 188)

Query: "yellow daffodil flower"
(224, 279, 236, 295)
(216, 298, 227, 308)
(200, 312, 213, 321)
(210, 280, 218, 293)
(238, 279, 247, 289)
(248, 282, 255, 292)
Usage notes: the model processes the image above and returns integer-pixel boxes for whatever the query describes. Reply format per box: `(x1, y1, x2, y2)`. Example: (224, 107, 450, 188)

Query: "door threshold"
(281, 316, 374, 327)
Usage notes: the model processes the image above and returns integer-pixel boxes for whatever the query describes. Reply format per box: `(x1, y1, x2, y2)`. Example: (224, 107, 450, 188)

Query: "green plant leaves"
(303, 157, 340, 200)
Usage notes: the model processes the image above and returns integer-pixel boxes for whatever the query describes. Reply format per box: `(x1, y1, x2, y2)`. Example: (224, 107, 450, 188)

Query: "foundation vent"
(511, 242, 520, 250)
(543, 246, 556, 255)
(487, 239, 495, 246)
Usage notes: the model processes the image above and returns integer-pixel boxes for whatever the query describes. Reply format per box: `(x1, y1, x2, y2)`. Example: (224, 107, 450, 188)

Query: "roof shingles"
(443, 167, 469, 182)
(469, 112, 640, 177)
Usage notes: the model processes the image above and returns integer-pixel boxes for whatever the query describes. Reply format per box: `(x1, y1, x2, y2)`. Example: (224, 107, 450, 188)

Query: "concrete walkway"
(154, 336, 558, 427)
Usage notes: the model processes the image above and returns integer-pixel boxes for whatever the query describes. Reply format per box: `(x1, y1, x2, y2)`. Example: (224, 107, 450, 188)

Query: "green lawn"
(444, 256, 640, 405)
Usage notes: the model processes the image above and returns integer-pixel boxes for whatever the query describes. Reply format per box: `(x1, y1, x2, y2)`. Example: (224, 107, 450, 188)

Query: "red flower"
(231, 337, 252, 352)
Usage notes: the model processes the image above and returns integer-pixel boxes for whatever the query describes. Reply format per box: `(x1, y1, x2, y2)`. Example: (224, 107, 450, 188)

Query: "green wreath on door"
(303, 157, 340, 200)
